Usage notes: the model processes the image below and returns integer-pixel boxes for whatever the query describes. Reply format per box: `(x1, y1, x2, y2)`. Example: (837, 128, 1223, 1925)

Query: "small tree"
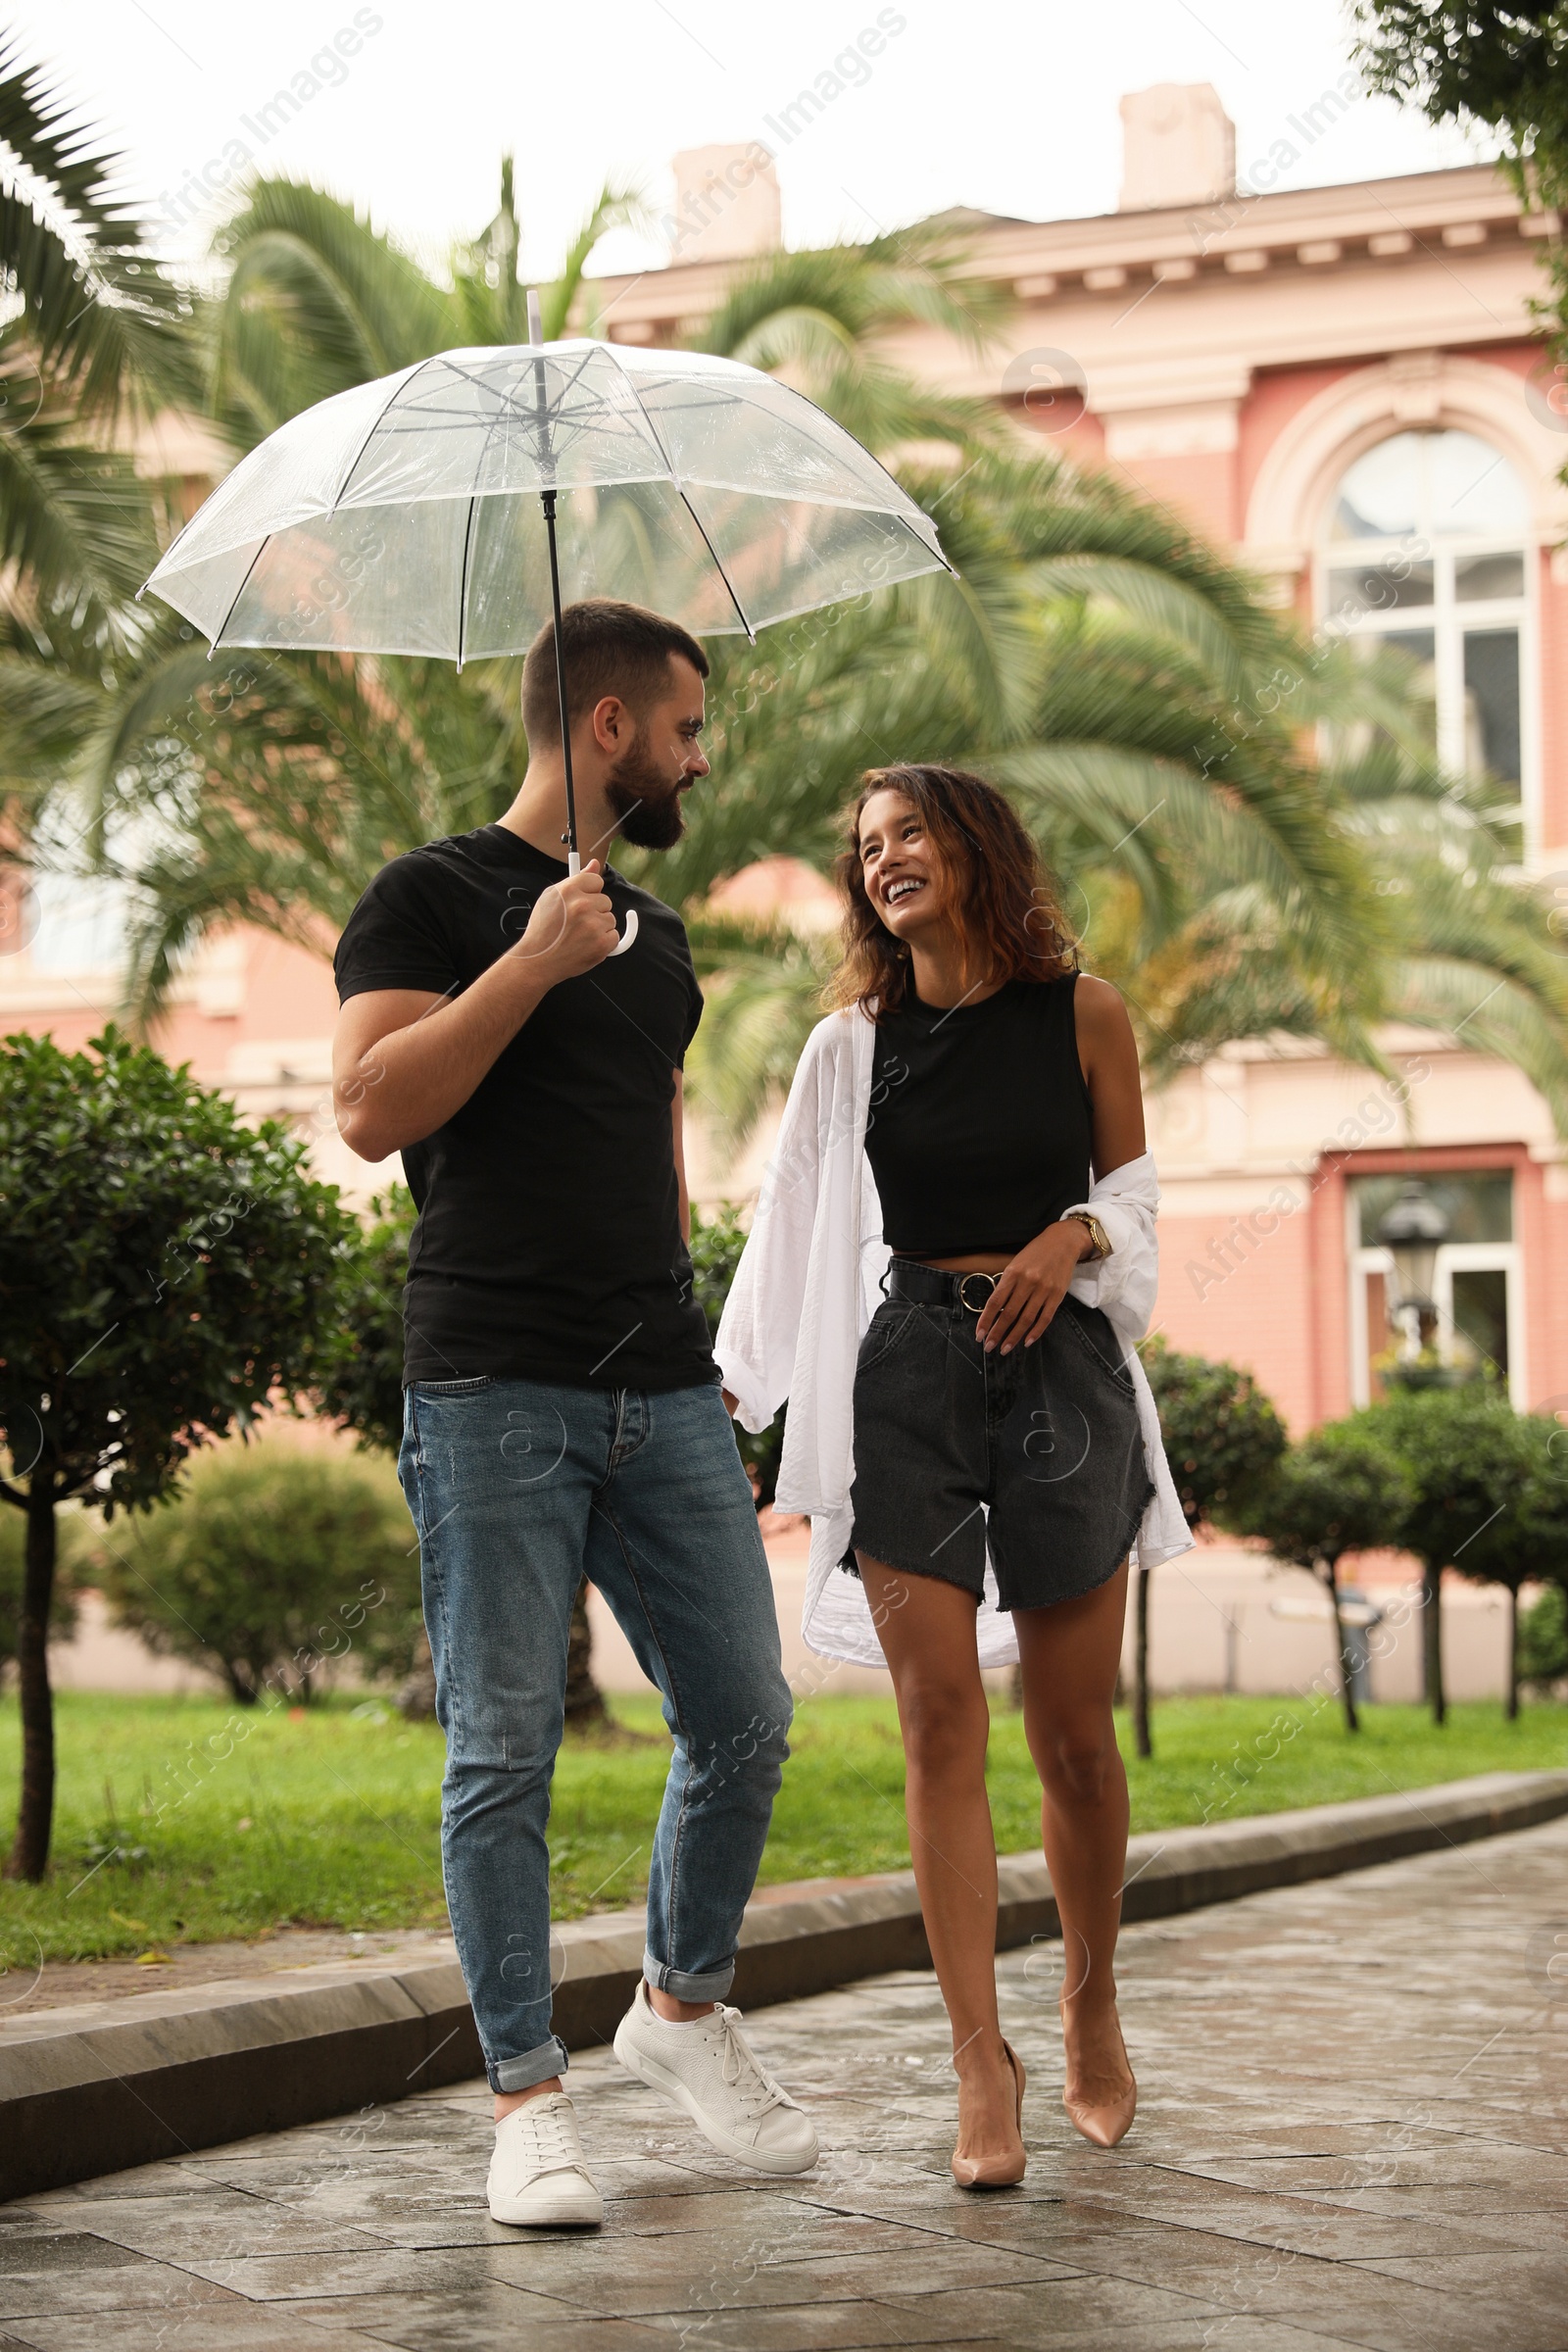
(1372, 1382, 1535, 1726)
(97, 1441, 419, 1701)
(1453, 1411, 1568, 1721)
(0, 1508, 77, 1672)
(1134, 1339, 1287, 1757)
(0, 1029, 352, 1879)
(1240, 1421, 1414, 1732)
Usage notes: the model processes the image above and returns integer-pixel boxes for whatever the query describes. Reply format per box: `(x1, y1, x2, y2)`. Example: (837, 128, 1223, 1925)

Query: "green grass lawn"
(2, 1687, 1563, 1967)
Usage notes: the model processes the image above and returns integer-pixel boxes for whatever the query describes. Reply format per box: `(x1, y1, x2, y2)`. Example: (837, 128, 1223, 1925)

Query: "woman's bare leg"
(858, 1556, 1024, 2180)
(1013, 1561, 1136, 2112)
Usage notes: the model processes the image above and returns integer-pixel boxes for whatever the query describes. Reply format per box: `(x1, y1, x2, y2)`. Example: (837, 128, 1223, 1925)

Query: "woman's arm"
(974, 975, 1147, 1355)
(1074, 973, 1147, 1178)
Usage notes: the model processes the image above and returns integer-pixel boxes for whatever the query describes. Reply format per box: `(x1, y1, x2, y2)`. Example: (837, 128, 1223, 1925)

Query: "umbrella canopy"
(143, 339, 952, 661)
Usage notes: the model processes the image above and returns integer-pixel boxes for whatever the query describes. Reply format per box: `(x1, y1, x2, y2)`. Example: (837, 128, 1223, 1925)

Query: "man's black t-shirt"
(333, 824, 716, 1394)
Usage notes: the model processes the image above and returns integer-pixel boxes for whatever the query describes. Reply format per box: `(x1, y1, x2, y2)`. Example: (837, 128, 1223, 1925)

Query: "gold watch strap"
(1064, 1210, 1111, 1262)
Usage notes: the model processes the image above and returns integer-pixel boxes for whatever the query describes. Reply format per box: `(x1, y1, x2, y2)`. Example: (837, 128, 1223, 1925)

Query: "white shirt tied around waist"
(714, 1004, 1195, 1672)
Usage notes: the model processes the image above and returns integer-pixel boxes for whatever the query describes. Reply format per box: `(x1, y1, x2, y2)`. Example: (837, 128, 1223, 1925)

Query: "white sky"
(29, 0, 1495, 278)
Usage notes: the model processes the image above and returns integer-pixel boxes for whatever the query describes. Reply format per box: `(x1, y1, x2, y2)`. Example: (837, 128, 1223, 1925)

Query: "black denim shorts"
(846, 1272, 1154, 1613)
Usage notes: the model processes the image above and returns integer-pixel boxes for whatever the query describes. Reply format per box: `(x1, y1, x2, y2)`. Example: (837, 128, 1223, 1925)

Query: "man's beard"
(604, 728, 687, 851)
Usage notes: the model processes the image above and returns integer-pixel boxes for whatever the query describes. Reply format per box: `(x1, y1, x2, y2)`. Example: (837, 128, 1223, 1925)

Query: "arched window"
(1321, 428, 1531, 810)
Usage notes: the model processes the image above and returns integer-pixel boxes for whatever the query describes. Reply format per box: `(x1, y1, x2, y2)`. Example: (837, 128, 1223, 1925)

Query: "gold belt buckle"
(957, 1271, 999, 1314)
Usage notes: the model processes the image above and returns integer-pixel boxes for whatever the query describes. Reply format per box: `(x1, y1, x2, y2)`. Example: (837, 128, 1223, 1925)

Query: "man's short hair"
(520, 599, 710, 747)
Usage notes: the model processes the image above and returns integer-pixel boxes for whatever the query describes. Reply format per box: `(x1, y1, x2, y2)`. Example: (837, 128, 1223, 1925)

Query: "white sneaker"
(612, 1980, 818, 2176)
(487, 2092, 604, 2227)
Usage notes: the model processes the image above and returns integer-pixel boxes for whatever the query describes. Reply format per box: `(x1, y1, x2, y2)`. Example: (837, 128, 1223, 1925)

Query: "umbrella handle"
(565, 852, 638, 955)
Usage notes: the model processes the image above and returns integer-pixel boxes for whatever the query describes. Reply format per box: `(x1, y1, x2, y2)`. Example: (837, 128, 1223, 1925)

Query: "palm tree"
(0, 38, 190, 634)
(49, 178, 1566, 1142)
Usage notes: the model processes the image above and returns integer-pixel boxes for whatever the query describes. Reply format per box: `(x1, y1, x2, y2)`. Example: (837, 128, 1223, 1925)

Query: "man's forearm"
(340, 956, 553, 1158)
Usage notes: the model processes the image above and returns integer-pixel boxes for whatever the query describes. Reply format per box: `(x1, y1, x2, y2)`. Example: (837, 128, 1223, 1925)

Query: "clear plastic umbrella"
(142, 300, 953, 949)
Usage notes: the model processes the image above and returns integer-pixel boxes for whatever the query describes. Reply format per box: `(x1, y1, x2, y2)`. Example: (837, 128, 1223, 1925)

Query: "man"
(333, 599, 811, 2228)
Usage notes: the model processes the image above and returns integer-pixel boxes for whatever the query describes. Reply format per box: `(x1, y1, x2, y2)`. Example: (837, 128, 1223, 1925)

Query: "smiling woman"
(716, 759, 1193, 2187)
(830, 761, 1079, 1018)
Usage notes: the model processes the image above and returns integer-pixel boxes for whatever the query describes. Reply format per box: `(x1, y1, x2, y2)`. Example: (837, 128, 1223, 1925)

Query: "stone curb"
(6, 1767, 1565, 2202)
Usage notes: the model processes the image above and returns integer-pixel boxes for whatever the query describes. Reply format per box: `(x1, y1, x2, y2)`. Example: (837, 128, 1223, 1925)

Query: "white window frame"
(1317, 442, 1540, 851)
(1434, 1242, 1524, 1402)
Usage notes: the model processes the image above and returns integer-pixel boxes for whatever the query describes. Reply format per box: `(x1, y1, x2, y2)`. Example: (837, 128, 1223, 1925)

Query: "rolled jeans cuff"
(491, 2034, 569, 2094)
(644, 1948, 736, 2002)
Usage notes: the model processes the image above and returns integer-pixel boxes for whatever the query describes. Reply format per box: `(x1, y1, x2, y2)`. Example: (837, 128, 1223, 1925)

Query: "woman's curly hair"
(827, 763, 1079, 1019)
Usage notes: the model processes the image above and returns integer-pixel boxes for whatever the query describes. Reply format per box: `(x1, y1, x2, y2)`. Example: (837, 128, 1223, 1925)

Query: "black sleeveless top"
(864, 975, 1091, 1256)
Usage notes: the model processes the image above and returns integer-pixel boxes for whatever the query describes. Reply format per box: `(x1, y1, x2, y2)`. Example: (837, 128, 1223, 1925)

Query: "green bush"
(316, 1186, 416, 1456)
(689, 1201, 785, 1507)
(1139, 1336, 1288, 1531)
(1519, 1583, 1568, 1690)
(94, 1441, 420, 1703)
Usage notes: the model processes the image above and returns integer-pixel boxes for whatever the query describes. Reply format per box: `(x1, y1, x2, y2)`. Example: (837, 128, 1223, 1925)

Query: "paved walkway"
(5, 1815, 1568, 2351)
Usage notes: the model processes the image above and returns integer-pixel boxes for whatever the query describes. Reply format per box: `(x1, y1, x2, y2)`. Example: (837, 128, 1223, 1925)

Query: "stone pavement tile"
(1, 2306, 392, 2350)
(1004, 2172, 1524, 2260)
(25, 2162, 220, 2207)
(174, 2164, 502, 2251)
(850, 2188, 1484, 2271)
(283, 2290, 683, 2351)
(897, 2306, 1370, 2352)
(872, 2274, 1233, 2348)
(1282, 2180, 1568, 2221)
(162, 2243, 591, 2305)
(798, 2171, 1070, 2216)
(0, 2230, 252, 2323)
(477, 2232, 1073, 2319)
(1379, 2207, 1568, 2253)
(1223, 2261, 1544, 2352)
(1347, 2247, 1568, 2299)
(1168, 2140, 1568, 2198)
(598, 2191, 910, 2249)
(21, 2190, 387, 2268)
(616, 2299, 1011, 2350)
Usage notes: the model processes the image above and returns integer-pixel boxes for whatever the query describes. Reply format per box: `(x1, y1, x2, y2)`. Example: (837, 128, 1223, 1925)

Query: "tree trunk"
(4, 1484, 58, 1883)
(564, 1577, 610, 1734)
(1324, 1558, 1358, 1735)
(1506, 1583, 1519, 1723)
(1423, 1560, 1446, 1727)
(1134, 1563, 1152, 1760)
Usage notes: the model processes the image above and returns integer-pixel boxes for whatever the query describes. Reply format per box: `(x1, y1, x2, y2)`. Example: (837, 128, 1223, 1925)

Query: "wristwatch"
(1062, 1210, 1112, 1263)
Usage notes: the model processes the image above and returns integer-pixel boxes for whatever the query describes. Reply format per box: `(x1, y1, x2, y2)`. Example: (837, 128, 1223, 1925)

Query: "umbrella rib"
(208, 536, 271, 651)
(329, 361, 427, 514)
(895, 510, 956, 575)
(605, 344, 754, 638)
(422, 346, 655, 483)
(678, 490, 755, 641)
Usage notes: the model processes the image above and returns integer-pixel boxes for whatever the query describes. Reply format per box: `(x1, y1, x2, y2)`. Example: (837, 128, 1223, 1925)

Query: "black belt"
(884, 1256, 1001, 1315)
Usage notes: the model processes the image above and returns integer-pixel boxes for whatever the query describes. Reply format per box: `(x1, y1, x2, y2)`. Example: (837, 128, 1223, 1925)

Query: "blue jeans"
(398, 1375, 792, 2093)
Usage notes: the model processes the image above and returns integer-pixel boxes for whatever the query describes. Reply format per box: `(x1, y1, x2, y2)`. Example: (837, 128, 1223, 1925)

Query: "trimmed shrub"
(96, 1441, 420, 1703)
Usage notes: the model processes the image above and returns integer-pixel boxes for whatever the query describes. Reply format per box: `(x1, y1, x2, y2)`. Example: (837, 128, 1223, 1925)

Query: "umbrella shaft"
(540, 489, 578, 862)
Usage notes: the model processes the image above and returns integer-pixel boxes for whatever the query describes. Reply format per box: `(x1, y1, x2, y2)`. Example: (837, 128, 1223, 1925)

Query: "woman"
(716, 765, 1191, 2189)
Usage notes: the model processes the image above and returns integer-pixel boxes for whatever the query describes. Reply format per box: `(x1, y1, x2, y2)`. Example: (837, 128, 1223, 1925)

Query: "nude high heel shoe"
(1059, 2000, 1136, 2149)
(951, 2040, 1027, 2189)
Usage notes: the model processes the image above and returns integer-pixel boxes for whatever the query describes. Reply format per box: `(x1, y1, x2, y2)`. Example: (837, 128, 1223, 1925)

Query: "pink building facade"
(5, 86, 1565, 1436)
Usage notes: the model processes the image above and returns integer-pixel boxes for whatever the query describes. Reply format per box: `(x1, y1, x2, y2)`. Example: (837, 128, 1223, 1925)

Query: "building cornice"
(590, 163, 1554, 336)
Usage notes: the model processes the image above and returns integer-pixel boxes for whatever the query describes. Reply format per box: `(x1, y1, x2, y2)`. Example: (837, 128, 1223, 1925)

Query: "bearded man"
(332, 600, 811, 2227)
